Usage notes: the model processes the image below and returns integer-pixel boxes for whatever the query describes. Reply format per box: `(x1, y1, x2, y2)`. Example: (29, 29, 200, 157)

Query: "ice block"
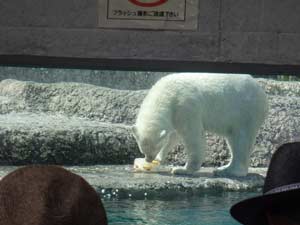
(133, 158, 160, 172)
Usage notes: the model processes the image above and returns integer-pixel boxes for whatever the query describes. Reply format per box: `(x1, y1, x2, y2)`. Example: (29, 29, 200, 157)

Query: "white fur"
(132, 73, 268, 176)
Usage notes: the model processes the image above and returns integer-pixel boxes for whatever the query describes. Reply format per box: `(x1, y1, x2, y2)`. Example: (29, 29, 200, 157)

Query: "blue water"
(103, 192, 258, 225)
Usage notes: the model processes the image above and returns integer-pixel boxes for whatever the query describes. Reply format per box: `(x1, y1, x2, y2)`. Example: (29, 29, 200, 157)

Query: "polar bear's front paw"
(171, 167, 195, 176)
(213, 165, 247, 177)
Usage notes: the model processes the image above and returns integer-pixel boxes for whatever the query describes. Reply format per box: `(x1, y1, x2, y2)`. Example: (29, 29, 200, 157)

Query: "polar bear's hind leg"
(214, 129, 256, 177)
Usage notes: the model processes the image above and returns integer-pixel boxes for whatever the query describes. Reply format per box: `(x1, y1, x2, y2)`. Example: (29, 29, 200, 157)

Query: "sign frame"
(98, 0, 199, 30)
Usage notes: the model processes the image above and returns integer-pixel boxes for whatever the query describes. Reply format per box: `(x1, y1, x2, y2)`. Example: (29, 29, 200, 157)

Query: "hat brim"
(230, 188, 300, 225)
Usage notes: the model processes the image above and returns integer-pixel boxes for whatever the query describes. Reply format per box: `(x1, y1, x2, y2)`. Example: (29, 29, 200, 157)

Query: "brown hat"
(230, 142, 300, 225)
(0, 165, 108, 225)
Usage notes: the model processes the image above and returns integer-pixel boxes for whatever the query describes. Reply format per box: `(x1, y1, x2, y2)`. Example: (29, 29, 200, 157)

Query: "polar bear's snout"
(131, 125, 165, 162)
(139, 140, 158, 162)
(145, 154, 156, 163)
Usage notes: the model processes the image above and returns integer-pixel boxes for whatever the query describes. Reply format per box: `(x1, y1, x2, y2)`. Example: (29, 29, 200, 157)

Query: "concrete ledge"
(0, 166, 266, 199)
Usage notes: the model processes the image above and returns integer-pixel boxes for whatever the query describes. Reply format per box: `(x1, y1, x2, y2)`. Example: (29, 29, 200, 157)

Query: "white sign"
(98, 0, 199, 30)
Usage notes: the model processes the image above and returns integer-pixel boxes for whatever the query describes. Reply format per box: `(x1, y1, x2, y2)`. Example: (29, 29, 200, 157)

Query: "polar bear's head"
(131, 125, 167, 162)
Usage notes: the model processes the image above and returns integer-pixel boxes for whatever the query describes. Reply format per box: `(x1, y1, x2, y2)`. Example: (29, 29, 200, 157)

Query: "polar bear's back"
(149, 73, 265, 104)
(137, 73, 268, 135)
(156, 73, 255, 91)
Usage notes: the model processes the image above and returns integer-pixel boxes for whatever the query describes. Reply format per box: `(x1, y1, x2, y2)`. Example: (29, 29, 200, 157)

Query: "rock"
(0, 112, 141, 165)
(0, 78, 299, 167)
(0, 67, 167, 90)
(0, 79, 146, 124)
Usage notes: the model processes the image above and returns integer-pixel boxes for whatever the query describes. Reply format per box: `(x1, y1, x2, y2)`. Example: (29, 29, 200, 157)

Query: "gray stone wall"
(1, 0, 300, 71)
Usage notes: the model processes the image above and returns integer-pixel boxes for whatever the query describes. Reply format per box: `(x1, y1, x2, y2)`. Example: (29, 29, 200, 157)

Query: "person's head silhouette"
(231, 142, 300, 225)
(0, 165, 108, 225)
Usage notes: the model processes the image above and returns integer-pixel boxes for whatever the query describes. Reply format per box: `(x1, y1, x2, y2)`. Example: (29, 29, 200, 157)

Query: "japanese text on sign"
(99, 0, 199, 30)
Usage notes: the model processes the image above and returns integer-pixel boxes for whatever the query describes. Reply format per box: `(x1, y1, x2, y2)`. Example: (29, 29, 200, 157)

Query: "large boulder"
(0, 79, 145, 165)
(0, 78, 299, 167)
(0, 113, 140, 165)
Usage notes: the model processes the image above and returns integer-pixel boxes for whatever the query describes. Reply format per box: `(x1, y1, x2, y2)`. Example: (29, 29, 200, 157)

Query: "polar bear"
(132, 73, 268, 176)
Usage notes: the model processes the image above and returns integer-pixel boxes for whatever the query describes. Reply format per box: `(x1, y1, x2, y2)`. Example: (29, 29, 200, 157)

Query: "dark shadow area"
(1, 55, 300, 76)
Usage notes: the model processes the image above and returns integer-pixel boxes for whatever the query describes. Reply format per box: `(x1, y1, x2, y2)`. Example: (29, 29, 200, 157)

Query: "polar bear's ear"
(131, 125, 139, 140)
(159, 130, 167, 139)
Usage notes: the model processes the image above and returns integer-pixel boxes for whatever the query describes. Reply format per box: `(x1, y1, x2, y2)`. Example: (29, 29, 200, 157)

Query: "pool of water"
(103, 192, 258, 225)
